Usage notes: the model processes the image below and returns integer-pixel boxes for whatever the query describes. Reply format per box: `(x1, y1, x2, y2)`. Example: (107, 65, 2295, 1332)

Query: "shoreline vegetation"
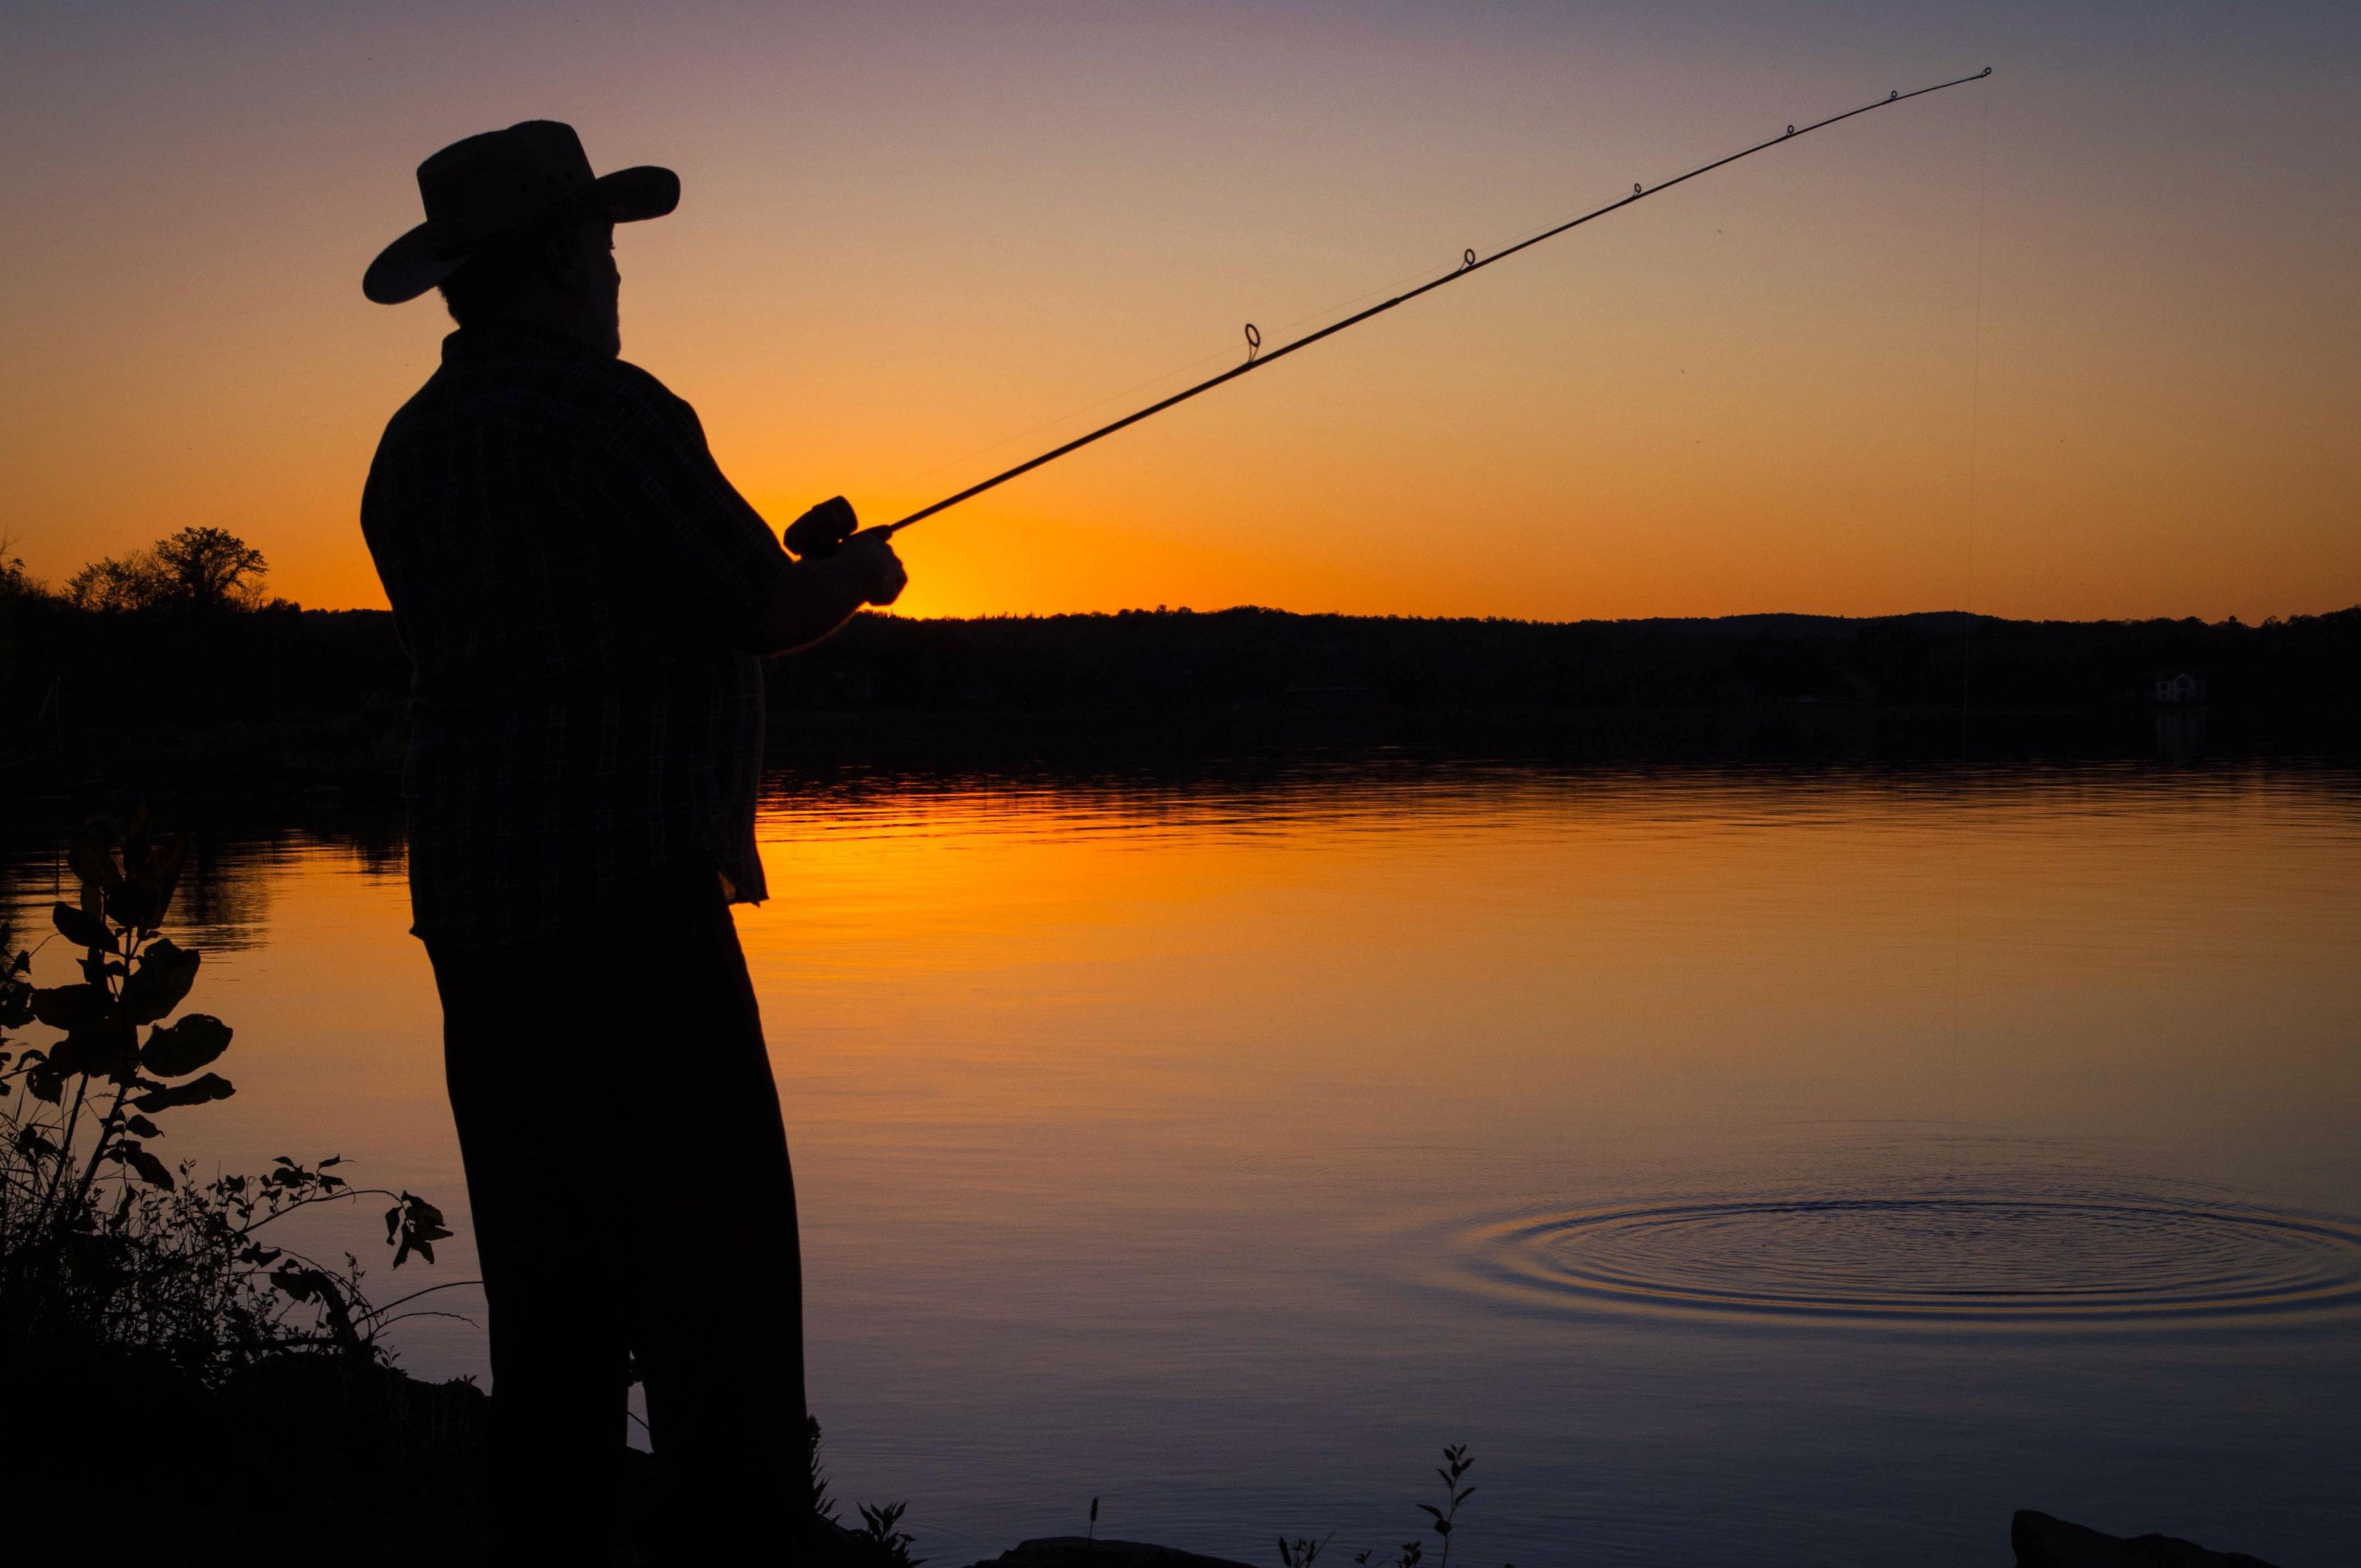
(0, 809, 935, 1567)
(5, 572, 2357, 802)
(1, 813, 481, 1563)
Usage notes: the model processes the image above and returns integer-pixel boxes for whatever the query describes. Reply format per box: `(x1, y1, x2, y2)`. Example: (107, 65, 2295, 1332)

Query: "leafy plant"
(855, 1499, 925, 1567)
(806, 1420, 928, 1563)
(812, 1414, 840, 1523)
(1279, 1532, 1333, 1567)
(0, 812, 455, 1379)
(1351, 1444, 1481, 1568)
(1417, 1445, 1477, 1568)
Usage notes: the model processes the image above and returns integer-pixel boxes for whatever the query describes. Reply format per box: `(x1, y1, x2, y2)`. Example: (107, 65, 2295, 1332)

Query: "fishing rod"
(786, 66, 1992, 560)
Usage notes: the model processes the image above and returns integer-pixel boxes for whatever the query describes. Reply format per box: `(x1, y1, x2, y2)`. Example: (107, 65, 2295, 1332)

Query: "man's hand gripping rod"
(783, 67, 1994, 562)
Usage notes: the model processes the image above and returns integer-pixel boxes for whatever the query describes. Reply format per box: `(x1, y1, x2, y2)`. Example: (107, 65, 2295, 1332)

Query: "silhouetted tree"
(64, 552, 166, 612)
(154, 526, 269, 609)
(0, 537, 28, 688)
(64, 527, 269, 612)
(0, 536, 30, 601)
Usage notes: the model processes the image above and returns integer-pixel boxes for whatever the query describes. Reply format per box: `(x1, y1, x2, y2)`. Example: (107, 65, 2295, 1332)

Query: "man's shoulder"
(373, 352, 689, 464)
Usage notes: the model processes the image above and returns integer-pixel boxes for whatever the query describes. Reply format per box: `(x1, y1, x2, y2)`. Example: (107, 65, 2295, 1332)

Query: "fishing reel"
(783, 495, 860, 560)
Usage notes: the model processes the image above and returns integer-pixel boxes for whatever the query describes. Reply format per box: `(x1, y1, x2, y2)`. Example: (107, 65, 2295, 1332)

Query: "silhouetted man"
(359, 121, 902, 1564)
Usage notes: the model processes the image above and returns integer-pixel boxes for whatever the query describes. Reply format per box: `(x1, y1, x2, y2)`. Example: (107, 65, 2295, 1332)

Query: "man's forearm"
(761, 558, 873, 654)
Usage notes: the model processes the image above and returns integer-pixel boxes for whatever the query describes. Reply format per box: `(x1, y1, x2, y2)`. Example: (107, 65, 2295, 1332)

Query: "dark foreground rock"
(14, 1351, 2293, 1568)
(979, 1518, 2289, 1568)
(2015, 1510, 2280, 1567)
(970, 1540, 1253, 1568)
(18, 1349, 492, 1566)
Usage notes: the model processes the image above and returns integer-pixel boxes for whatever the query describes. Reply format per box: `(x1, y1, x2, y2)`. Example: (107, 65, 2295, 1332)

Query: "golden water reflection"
(6, 763, 2358, 1564)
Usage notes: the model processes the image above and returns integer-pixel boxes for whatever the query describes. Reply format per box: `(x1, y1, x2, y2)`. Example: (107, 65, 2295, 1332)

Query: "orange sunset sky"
(2, 2, 2355, 623)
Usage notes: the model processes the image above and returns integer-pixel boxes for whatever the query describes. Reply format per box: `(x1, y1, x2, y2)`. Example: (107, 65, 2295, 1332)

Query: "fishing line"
(1960, 84, 1992, 761)
(864, 339, 1249, 507)
(869, 67, 1996, 540)
(866, 216, 1564, 508)
(1947, 81, 1994, 1114)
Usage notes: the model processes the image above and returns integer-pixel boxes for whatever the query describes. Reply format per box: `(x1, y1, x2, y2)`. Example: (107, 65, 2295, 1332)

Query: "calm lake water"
(9, 759, 2360, 1566)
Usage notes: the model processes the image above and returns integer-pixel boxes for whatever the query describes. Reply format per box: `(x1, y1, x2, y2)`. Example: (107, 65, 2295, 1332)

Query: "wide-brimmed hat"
(363, 120, 678, 305)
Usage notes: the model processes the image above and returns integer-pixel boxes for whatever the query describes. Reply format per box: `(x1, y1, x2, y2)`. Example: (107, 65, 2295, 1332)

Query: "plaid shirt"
(361, 324, 792, 949)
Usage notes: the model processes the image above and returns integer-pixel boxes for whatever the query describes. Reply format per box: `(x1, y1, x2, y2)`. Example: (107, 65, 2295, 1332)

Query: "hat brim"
(363, 164, 680, 305)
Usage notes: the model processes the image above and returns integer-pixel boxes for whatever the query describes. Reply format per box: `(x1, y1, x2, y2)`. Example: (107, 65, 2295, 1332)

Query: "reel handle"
(783, 495, 860, 560)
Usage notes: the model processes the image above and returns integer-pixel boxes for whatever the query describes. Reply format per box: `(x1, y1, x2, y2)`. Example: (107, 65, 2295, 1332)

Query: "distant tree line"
(3, 535, 2357, 793)
(766, 604, 2361, 722)
(0, 529, 402, 790)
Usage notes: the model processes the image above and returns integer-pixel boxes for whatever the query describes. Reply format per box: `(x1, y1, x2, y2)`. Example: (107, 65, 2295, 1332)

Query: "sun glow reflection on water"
(5, 762, 2359, 1564)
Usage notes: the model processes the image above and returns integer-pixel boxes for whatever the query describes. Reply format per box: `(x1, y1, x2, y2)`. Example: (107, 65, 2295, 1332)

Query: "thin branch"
(366, 1308, 479, 1333)
(358, 1278, 485, 1319)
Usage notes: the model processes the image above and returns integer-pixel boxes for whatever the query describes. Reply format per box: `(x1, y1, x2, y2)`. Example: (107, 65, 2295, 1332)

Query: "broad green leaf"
(109, 878, 171, 936)
(130, 1071, 234, 1113)
(30, 983, 111, 1035)
(39, 1031, 93, 1077)
(130, 837, 187, 932)
(387, 1191, 454, 1269)
(122, 939, 200, 1025)
(142, 1014, 231, 1077)
(50, 902, 114, 952)
(69, 836, 123, 895)
(43, 1028, 130, 1082)
(270, 1263, 322, 1302)
(114, 1143, 175, 1190)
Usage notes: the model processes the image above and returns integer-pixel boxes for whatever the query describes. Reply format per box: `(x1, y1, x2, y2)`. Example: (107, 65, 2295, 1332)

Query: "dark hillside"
(1, 596, 410, 792)
(4, 596, 2355, 793)
(769, 604, 2357, 724)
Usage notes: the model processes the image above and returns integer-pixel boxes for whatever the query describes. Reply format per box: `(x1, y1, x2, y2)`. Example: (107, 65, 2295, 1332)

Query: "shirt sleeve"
(565, 369, 795, 652)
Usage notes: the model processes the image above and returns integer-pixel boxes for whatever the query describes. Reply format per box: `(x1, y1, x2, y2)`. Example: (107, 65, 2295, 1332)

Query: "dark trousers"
(428, 866, 812, 1565)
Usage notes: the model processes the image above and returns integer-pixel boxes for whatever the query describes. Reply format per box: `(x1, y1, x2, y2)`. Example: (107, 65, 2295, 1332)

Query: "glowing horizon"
(3, 2, 2355, 623)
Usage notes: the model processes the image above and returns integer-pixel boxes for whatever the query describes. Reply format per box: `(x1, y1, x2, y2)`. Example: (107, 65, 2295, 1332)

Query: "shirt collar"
(440, 322, 607, 365)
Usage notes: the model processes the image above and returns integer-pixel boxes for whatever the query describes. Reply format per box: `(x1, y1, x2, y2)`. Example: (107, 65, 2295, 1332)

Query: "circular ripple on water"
(1453, 1192, 2361, 1329)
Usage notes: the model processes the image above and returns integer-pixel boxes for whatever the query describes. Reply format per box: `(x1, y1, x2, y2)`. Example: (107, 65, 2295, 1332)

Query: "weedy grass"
(0, 811, 452, 1378)
(1333, 1445, 1508, 1568)
(1280, 1531, 1334, 1567)
(1419, 1444, 1478, 1568)
(1, 813, 929, 1564)
(1, 810, 479, 1563)
(856, 1499, 926, 1567)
